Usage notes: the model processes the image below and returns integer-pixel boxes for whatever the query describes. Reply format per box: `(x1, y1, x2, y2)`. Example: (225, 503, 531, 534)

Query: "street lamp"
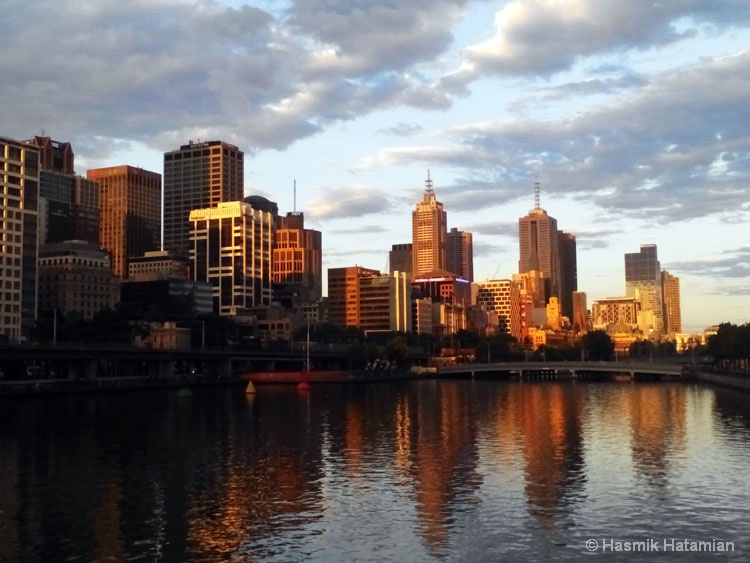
(649, 327, 654, 364)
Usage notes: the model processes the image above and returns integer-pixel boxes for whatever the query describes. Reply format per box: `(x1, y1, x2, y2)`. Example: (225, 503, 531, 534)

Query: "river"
(0, 380, 748, 562)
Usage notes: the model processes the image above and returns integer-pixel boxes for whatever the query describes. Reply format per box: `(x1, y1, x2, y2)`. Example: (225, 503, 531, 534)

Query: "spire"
(425, 169, 434, 193)
(534, 181, 541, 210)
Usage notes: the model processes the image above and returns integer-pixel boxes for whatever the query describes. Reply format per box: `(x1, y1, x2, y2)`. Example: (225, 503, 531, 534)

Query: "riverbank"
(692, 370, 750, 392)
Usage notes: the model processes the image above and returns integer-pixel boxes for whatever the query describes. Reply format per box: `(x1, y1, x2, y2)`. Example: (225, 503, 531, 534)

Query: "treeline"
(706, 323, 750, 373)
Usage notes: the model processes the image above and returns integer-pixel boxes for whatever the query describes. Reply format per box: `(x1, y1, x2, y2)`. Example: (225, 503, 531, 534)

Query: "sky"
(2, 0, 749, 332)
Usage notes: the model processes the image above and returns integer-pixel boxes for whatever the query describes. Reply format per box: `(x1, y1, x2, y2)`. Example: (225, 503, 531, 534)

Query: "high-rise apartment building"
(0, 136, 39, 340)
(272, 212, 322, 307)
(447, 227, 474, 282)
(389, 243, 412, 278)
(87, 165, 161, 279)
(189, 201, 273, 315)
(163, 140, 244, 256)
(624, 244, 663, 335)
(27, 136, 99, 245)
(661, 270, 682, 335)
(518, 182, 561, 307)
(412, 172, 447, 278)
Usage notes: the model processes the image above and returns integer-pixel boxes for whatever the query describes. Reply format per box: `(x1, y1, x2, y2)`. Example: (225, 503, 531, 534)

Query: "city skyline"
(2, 1, 749, 330)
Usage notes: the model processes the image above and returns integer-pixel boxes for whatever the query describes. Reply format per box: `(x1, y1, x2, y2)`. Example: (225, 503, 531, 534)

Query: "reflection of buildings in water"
(517, 384, 586, 532)
(344, 401, 366, 476)
(0, 446, 19, 560)
(184, 398, 324, 561)
(626, 386, 686, 488)
(91, 470, 125, 561)
(410, 382, 482, 553)
(394, 394, 413, 480)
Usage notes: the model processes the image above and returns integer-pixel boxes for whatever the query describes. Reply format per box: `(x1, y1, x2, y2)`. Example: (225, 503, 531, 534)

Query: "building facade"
(474, 279, 521, 339)
(624, 244, 663, 335)
(87, 165, 161, 279)
(327, 266, 381, 328)
(163, 140, 244, 256)
(558, 231, 577, 320)
(272, 212, 322, 307)
(38, 241, 120, 321)
(447, 227, 474, 282)
(572, 291, 588, 332)
(0, 136, 40, 340)
(189, 201, 273, 316)
(128, 250, 191, 281)
(389, 243, 412, 278)
(518, 183, 561, 307)
(661, 270, 682, 335)
(412, 172, 447, 278)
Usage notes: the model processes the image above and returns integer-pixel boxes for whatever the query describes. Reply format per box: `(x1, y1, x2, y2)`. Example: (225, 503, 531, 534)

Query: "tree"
(580, 330, 615, 361)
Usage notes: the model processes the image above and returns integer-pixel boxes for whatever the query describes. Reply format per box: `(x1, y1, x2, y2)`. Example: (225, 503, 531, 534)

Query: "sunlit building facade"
(272, 212, 322, 307)
(88, 165, 161, 279)
(661, 270, 682, 335)
(0, 136, 39, 340)
(474, 279, 522, 339)
(412, 172, 447, 278)
(447, 228, 473, 282)
(625, 244, 663, 335)
(189, 201, 273, 316)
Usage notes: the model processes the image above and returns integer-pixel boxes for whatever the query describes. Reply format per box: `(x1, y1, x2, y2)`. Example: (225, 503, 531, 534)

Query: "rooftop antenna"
(533, 180, 541, 210)
(293, 179, 297, 213)
(425, 169, 434, 193)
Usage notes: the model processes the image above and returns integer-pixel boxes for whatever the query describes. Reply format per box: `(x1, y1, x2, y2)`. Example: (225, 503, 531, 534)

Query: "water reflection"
(0, 381, 749, 562)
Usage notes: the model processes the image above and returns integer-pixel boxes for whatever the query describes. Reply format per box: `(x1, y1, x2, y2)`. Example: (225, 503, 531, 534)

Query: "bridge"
(438, 360, 686, 381)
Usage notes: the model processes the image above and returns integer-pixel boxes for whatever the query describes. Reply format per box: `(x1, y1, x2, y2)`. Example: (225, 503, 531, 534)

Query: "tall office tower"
(38, 241, 119, 320)
(163, 140, 244, 256)
(474, 279, 521, 339)
(27, 136, 99, 245)
(0, 136, 39, 340)
(661, 270, 682, 335)
(272, 211, 322, 307)
(518, 182, 561, 306)
(624, 244, 663, 335)
(327, 266, 381, 328)
(87, 165, 161, 279)
(558, 231, 577, 320)
(412, 171, 447, 278)
(447, 227, 474, 282)
(189, 201, 273, 315)
(572, 291, 588, 332)
(389, 243, 412, 278)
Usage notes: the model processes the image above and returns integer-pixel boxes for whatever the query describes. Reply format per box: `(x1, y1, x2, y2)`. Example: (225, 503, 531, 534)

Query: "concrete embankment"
(692, 370, 750, 392)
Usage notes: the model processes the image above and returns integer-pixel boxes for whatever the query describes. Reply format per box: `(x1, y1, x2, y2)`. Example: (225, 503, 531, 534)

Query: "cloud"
(464, 0, 750, 78)
(669, 246, 750, 279)
(376, 122, 424, 137)
(307, 185, 393, 220)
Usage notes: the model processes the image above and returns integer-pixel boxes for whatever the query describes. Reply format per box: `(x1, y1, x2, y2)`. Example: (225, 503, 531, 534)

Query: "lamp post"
(649, 327, 654, 364)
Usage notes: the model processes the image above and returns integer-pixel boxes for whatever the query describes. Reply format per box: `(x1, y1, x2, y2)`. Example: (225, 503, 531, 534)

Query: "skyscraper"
(412, 171, 447, 278)
(0, 136, 39, 340)
(87, 165, 161, 279)
(624, 244, 663, 335)
(661, 270, 682, 335)
(447, 227, 474, 282)
(163, 140, 244, 256)
(558, 231, 577, 320)
(189, 201, 273, 315)
(518, 182, 561, 306)
(272, 211, 322, 307)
